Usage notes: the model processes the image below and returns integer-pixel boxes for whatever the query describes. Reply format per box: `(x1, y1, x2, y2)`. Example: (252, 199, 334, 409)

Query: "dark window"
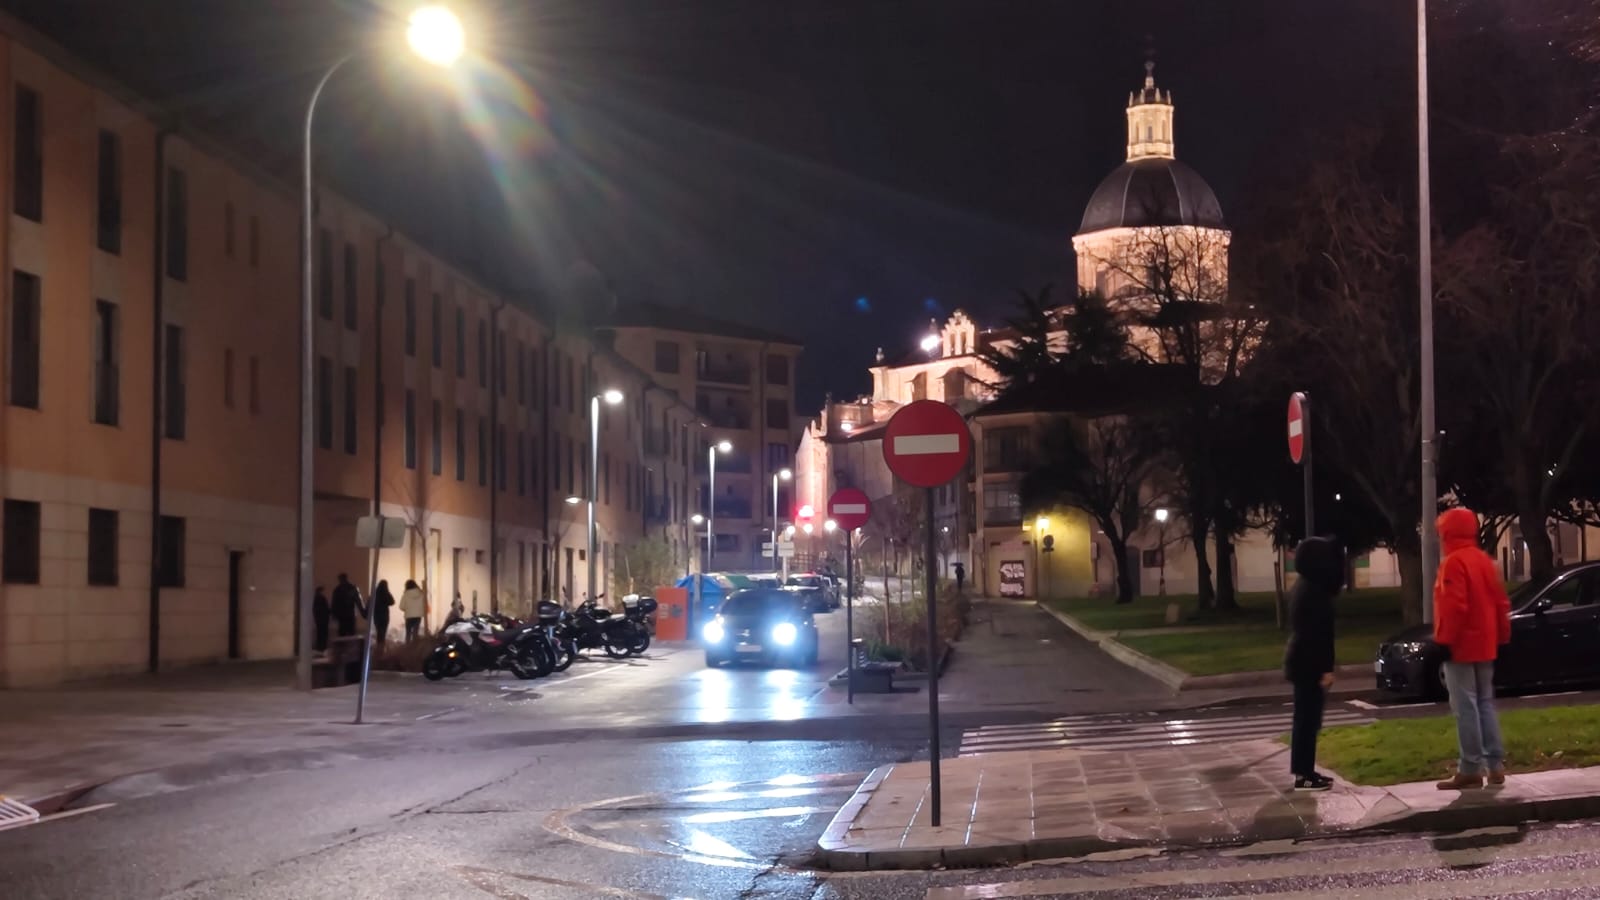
(567, 357, 576, 411)
(454, 409, 466, 481)
(163, 325, 186, 439)
(551, 434, 561, 496)
(222, 347, 234, 410)
(87, 508, 118, 586)
(566, 436, 575, 495)
(13, 86, 41, 222)
(765, 397, 788, 430)
(248, 356, 261, 414)
(96, 130, 121, 253)
(655, 341, 680, 374)
(404, 389, 417, 470)
(477, 319, 488, 388)
(165, 168, 187, 281)
(603, 452, 611, 505)
(92, 300, 119, 425)
(515, 342, 526, 405)
(316, 356, 333, 449)
(403, 280, 417, 356)
(157, 515, 185, 587)
(550, 349, 561, 405)
(766, 354, 788, 385)
(766, 442, 788, 472)
(529, 349, 541, 408)
(517, 432, 526, 496)
(317, 229, 333, 320)
(223, 201, 235, 257)
(431, 293, 442, 367)
(478, 416, 487, 486)
(1142, 548, 1164, 569)
(248, 215, 260, 267)
(497, 425, 507, 490)
(342, 243, 358, 329)
(342, 366, 358, 455)
(496, 332, 507, 396)
(2, 499, 40, 583)
(984, 427, 1031, 472)
(432, 395, 444, 474)
(982, 483, 1021, 525)
(454, 306, 466, 377)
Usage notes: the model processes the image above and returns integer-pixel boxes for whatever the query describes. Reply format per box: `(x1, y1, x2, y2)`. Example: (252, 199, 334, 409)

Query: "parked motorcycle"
(537, 601, 576, 672)
(489, 612, 558, 678)
(619, 594, 659, 655)
(557, 596, 641, 659)
(422, 614, 543, 681)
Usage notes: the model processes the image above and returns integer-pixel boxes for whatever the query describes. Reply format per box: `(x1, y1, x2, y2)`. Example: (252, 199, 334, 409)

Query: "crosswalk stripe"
(958, 707, 1374, 755)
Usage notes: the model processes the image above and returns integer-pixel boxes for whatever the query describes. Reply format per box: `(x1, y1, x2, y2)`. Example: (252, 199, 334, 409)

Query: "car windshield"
(786, 575, 822, 588)
(720, 591, 802, 617)
(1508, 578, 1545, 611)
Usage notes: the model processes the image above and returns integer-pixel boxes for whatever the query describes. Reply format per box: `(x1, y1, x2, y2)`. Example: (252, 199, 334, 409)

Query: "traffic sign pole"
(924, 485, 941, 826)
(846, 535, 855, 704)
(1302, 394, 1314, 541)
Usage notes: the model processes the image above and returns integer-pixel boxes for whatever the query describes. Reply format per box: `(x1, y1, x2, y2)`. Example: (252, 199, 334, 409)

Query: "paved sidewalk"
(816, 737, 1600, 869)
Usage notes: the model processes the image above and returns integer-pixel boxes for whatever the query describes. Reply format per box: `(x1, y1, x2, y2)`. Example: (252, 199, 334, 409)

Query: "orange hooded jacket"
(1432, 507, 1511, 663)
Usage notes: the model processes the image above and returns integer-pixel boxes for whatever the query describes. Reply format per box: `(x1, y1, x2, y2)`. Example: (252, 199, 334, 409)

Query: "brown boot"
(1488, 766, 1506, 786)
(1436, 772, 1485, 791)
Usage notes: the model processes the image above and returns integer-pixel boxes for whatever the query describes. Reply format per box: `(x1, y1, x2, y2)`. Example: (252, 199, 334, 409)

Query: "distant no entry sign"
(1288, 392, 1307, 465)
(829, 487, 872, 531)
(882, 400, 972, 488)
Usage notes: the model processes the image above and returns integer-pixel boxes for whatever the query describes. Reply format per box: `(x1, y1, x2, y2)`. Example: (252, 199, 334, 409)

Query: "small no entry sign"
(829, 488, 872, 531)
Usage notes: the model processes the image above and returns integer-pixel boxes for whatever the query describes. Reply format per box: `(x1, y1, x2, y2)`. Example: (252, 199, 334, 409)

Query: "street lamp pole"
(707, 441, 731, 573)
(587, 390, 623, 604)
(1154, 508, 1170, 597)
(1417, 0, 1438, 625)
(772, 467, 791, 574)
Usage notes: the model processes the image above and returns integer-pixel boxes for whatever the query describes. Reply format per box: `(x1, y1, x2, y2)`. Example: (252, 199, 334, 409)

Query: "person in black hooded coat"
(1284, 536, 1345, 791)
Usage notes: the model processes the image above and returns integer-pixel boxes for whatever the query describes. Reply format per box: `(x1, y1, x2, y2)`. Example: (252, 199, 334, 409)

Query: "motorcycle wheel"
(552, 641, 576, 672)
(629, 628, 651, 655)
(529, 638, 556, 677)
(445, 659, 467, 678)
(423, 656, 446, 681)
(603, 638, 630, 659)
(509, 657, 537, 680)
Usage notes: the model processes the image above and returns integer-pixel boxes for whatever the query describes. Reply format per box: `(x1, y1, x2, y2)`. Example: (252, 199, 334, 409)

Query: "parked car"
(785, 573, 839, 610)
(1376, 562, 1600, 700)
(703, 588, 820, 668)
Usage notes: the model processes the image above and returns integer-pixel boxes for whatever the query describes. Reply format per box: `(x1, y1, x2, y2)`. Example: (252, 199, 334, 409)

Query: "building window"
(165, 168, 188, 281)
(496, 332, 506, 396)
(88, 508, 118, 586)
(984, 427, 1031, 472)
(96, 130, 121, 253)
(478, 416, 487, 486)
(982, 483, 1021, 525)
(551, 434, 561, 496)
(12, 272, 43, 407)
(766, 442, 788, 472)
(517, 432, 527, 496)
(404, 389, 417, 470)
(342, 366, 358, 455)
(515, 342, 526, 405)
(342, 243, 358, 329)
(317, 229, 333, 320)
(765, 397, 788, 430)
(566, 436, 575, 495)
(430, 399, 442, 476)
(92, 300, 119, 425)
(654, 341, 680, 374)
(403, 279, 417, 356)
(528, 348, 542, 410)
(13, 85, 41, 222)
(550, 349, 561, 406)
(602, 452, 612, 505)
(222, 347, 235, 410)
(454, 409, 466, 481)
(2, 499, 40, 584)
(455, 306, 466, 377)
(163, 324, 186, 440)
(248, 356, 261, 415)
(766, 354, 788, 385)
(223, 201, 235, 257)
(157, 515, 185, 587)
(248, 215, 260, 267)
(497, 425, 507, 490)
(431, 293, 443, 367)
(316, 356, 333, 449)
(567, 357, 576, 412)
(477, 319, 488, 388)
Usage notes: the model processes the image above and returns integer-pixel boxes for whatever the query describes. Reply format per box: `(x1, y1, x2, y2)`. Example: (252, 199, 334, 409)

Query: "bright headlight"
(772, 622, 798, 646)
(702, 620, 726, 643)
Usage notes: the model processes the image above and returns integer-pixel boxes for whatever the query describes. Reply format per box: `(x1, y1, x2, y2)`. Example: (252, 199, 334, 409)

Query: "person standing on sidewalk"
(400, 579, 426, 641)
(1284, 536, 1344, 792)
(370, 579, 395, 647)
(953, 561, 966, 594)
(1434, 507, 1513, 791)
(331, 573, 365, 638)
(312, 585, 330, 654)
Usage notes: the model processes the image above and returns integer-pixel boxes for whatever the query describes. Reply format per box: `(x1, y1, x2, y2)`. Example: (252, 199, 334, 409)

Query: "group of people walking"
(1286, 506, 1513, 792)
(311, 574, 430, 653)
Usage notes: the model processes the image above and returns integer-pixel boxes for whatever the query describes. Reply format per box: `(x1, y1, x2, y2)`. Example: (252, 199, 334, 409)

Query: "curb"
(826, 642, 954, 689)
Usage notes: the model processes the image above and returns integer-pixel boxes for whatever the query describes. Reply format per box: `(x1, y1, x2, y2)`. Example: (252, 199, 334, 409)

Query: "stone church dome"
(1078, 157, 1226, 234)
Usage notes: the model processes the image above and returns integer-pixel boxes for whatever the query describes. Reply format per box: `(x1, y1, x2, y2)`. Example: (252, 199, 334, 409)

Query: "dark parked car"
(1376, 562, 1600, 700)
(703, 588, 820, 668)
(785, 573, 839, 610)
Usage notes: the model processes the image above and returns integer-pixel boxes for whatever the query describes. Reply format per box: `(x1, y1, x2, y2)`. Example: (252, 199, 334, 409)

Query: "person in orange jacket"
(1432, 507, 1513, 790)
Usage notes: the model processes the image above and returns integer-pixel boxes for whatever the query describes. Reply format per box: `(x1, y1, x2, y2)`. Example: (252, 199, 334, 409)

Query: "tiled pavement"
(816, 737, 1600, 869)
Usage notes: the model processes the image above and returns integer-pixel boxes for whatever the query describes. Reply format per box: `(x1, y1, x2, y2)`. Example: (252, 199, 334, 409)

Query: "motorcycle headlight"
(772, 622, 798, 646)
(702, 620, 726, 643)
(1397, 641, 1430, 655)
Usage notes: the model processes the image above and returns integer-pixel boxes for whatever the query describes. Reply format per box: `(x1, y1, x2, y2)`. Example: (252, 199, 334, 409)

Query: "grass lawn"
(1050, 588, 1402, 633)
(1311, 705, 1600, 786)
(1118, 621, 1395, 676)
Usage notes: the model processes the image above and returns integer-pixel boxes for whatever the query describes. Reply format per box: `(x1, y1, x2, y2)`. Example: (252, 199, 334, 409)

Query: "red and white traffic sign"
(882, 400, 972, 488)
(1287, 392, 1307, 465)
(828, 487, 872, 531)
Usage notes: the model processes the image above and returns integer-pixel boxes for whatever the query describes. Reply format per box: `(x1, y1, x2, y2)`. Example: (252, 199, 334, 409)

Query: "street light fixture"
(1153, 508, 1170, 597)
(707, 441, 732, 571)
(772, 467, 792, 577)
(565, 496, 581, 505)
(296, 5, 465, 690)
(587, 388, 624, 604)
(824, 519, 837, 533)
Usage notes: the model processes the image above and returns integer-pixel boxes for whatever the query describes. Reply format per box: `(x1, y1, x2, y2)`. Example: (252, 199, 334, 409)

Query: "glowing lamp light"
(920, 334, 940, 353)
(771, 623, 798, 646)
(602, 389, 624, 405)
(1154, 508, 1170, 524)
(824, 519, 837, 533)
(715, 440, 733, 453)
(691, 513, 705, 524)
(802, 523, 814, 535)
(1035, 516, 1049, 531)
(778, 468, 792, 481)
(797, 504, 815, 521)
(406, 6, 465, 67)
(840, 422, 854, 433)
(564, 496, 581, 505)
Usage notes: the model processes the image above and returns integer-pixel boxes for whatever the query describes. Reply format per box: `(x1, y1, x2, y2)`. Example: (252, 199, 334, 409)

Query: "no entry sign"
(882, 400, 972, 488)
(1287, 392, 1307, 465)
(828, 487, 872, 531)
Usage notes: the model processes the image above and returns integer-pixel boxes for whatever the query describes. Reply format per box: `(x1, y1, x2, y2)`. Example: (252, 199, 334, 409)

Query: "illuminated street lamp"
(1154, 508, 1170, 597)
(771, 467, 792, 576)
(587, 388, 624, 603)
(707, 441, 733, 570)
(297, 5, 466, 690)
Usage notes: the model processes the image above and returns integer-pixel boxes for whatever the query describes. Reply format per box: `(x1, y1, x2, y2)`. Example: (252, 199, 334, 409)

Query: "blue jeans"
(1444, 661, 1505, 776)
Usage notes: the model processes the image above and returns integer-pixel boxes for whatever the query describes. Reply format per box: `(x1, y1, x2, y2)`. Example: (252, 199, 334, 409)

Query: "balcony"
(643, 429, 671, 461)
(700, 408, 751, 430)
(713, 498, 753, 519)
(696, 453, 753, 475)
(644, 494, 672, 526)
(698, 361, 751, 387)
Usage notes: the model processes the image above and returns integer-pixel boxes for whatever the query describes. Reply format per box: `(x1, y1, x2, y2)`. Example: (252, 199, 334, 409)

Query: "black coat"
(1284, 537, 1344, 682)
(331, 582, 364, 634)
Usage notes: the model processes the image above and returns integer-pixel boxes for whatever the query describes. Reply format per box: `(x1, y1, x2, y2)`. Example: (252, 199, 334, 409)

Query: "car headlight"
(772, 622, 798, 646)
(702, 620, 726, 643)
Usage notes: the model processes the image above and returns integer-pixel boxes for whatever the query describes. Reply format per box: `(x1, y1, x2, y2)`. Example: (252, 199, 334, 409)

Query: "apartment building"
(604, 305, 803, 572)
(0, 20, 704, 686)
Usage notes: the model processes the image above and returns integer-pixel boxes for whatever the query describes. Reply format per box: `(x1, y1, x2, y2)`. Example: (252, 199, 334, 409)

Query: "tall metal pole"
(924, 486, 942, 827)
(587, 394, 599, 603)
(298, 56, 352, 691)
(1303, 394, 1316, 540)
(1417, 0, 1438, 625)
(845, 530, 855, 704)
(707, 446, 718, 572)
(771, 472, 779, 572)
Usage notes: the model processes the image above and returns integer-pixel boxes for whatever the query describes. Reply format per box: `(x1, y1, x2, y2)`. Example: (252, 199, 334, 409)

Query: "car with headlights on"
(1376, 561, 1600, 700)
(702, 588, 820, 668)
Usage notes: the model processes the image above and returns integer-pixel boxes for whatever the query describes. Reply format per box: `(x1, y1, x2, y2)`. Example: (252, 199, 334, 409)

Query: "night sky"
(1, 0, 1414, 408)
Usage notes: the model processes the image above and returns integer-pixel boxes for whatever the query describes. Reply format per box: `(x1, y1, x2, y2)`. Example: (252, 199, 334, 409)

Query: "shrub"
(371, 635, 436, 673)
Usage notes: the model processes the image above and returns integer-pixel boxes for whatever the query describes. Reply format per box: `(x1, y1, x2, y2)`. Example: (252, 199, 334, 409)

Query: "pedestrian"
(953, 561, 966, 593)
(371, 579, 395, 646)
(331, 572, 364, 638)
(400, 579, 426, 641)
(444, 593, 466, 628)
(312, 585, 330, 654)
(1433, 507, 1513, 790)
(1284, 535, 1344, 792)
